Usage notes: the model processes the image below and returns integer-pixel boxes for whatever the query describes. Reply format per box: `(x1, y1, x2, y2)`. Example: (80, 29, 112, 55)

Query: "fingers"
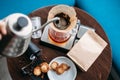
(0, 20, 7, 40)
(1, 25, 7, 35)
(0, 21, 7, 35)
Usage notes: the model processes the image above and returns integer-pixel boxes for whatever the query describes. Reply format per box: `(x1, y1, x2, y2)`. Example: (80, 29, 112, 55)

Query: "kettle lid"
(15, 16, 28, 31)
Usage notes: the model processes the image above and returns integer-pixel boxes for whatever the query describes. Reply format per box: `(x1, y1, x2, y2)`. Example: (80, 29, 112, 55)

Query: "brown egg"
(40, 62, 49, 73)
(50, 61, 59, 70)
(33, 66, 41, 76)
(56, 66, 65, 75)
(60, 63, 70, 71)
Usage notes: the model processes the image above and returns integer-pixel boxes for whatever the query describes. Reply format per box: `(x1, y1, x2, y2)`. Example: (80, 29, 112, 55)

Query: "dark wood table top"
(7, 6, 112, 80)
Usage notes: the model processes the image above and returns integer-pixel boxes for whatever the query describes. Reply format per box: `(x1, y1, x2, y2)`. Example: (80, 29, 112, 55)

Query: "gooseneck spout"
(32, 17, 60, 32)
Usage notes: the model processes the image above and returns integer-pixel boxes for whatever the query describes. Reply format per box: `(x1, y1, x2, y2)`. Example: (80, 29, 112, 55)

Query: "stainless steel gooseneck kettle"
(0, 13, 33, 57)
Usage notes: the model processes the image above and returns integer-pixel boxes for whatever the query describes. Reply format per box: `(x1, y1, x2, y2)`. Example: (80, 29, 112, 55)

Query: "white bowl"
(47, 56, 77, 80)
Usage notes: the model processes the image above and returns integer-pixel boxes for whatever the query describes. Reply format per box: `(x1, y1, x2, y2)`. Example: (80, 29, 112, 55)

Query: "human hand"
(0, 20, 7, 40)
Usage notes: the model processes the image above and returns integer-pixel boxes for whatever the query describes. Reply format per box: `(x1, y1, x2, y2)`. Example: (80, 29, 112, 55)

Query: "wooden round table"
(7, 6, 112, 80)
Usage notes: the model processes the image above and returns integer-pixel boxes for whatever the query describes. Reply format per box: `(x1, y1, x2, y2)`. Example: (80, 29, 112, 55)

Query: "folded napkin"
(67, 30, 107, 71)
